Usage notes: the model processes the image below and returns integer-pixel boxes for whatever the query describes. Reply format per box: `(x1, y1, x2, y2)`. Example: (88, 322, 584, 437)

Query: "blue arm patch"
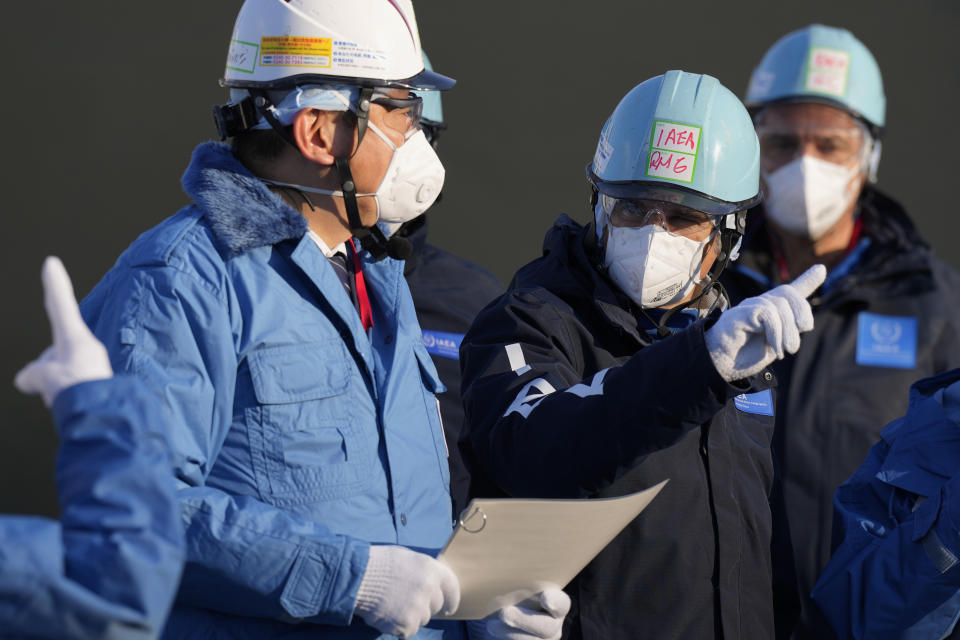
(421, 330, 464, 360)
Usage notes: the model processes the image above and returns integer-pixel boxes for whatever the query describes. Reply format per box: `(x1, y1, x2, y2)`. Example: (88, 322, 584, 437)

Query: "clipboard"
(435, 479, 668, 620)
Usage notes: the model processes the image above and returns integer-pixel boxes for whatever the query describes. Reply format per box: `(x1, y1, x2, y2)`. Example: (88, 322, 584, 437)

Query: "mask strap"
(333, 88, 409, 261)
(866, 139, 882, 183)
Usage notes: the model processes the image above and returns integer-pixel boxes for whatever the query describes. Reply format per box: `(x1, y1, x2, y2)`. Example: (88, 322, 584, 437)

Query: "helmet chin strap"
(332, 87, 411, 261)
(239, 86, 411, 262)
(335, 155, 412, 261)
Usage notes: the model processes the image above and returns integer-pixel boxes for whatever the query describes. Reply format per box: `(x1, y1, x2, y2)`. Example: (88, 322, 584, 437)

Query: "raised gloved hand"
(467, 588, 571, 640)
(14, 257, 113, 407)
(706, 264, 826, 382)
(354, 545, 460, 638)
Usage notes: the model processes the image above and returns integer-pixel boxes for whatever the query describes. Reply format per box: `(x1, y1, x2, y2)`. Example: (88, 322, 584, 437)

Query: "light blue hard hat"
(745, 24, 885, 130)
(420, 51, 444, 128)
(587, 70, 761, 217)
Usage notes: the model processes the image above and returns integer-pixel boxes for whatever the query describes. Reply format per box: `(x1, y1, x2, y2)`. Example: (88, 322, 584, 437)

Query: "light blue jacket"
(0, 377, 184, 639)
(812, 368, 960, 639)
(80, 143, 461, 639)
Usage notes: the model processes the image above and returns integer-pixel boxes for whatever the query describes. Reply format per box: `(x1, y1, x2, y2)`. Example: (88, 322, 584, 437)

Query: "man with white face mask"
(460, 70, 826, 639)
(76, 2, 567, 639)
(722, 24, 960, 639)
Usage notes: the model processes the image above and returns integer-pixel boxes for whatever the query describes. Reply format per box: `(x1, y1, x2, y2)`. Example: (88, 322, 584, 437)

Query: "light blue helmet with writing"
(745, 24, 885, 131)
(587, 70, 761, 222)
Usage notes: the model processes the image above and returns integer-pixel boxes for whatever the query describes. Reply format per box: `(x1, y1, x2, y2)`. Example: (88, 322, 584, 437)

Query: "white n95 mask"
(262, 124, 444, 228)
(604, 224, 712, 309)
(763, 155, 862, 240)
(366, 123, 445, 226)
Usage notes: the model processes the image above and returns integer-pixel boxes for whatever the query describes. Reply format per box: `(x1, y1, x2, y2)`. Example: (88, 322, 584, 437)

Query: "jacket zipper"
(700, 422, 725, 640)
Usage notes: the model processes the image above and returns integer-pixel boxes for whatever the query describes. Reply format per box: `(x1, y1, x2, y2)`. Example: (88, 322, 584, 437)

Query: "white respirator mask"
(762, 154, 863, 240)
(603, 224, 714, 309)
(263, 122, 444, 228)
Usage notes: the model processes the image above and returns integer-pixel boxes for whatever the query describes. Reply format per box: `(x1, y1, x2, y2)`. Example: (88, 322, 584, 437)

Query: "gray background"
(1, 2, 957, 515)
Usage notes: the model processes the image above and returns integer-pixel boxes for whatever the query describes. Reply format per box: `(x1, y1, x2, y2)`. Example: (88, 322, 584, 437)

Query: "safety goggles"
(756, 125, 865, 168)
(370, 91, 423, 135)
(601, 194, 717, 239)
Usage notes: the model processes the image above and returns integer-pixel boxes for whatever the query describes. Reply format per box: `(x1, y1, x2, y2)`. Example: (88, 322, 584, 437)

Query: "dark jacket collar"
(511, 214, 651, 346)
(735, 186, 932, 295)
(181, 142, 308, 257)
(396, 214, 430, 276)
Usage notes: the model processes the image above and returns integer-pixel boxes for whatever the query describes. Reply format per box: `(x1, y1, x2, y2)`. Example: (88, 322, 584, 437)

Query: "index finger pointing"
(41, 256, 87, 346)
(789, 264, 827, 299)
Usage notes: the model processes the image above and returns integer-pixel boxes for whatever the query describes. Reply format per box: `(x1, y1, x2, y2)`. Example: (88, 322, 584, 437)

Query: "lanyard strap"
(348, 239, 374, 331)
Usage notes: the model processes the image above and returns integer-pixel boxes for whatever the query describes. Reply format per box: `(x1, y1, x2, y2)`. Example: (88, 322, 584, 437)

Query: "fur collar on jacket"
(181, 142, 308, 257)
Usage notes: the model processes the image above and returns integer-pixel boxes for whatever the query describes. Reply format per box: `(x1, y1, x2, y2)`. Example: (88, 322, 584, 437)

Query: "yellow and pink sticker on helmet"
(645, 120, 701, 184)
(259, 36, 332, 68)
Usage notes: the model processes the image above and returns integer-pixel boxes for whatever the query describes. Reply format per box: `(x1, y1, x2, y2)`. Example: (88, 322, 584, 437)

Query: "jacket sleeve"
(459, 289, 745, 499)
(83, 265, 369, 625)
(811, 441, 960, 639)
(0, 376, 184, 640)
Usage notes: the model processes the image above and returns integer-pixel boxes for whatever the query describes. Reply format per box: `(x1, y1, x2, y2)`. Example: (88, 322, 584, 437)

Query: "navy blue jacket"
(722, 187, 960, 639)
(399, 216, 503, 515)
(460, 215, 785, 640)
(812, 368, 960, 639)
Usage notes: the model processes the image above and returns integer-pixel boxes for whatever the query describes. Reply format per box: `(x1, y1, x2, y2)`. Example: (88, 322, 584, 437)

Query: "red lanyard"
(347, 239, 374, 331)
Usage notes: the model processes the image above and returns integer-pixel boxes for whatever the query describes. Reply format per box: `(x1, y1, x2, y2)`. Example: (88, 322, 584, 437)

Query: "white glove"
(354, 545, 460, 638)
(467, 589, 571, 640)
(14, 257, 113, 407)
(706, 264, 826, 382)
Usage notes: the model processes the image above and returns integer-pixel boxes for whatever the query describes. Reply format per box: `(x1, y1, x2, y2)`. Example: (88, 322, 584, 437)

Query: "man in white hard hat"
(79, 1, 567, 638)
(722, 24, 960, 638)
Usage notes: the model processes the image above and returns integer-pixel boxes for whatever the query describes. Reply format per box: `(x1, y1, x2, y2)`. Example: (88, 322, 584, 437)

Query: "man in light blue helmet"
(3, 257, 183, 639)
(78, 1, 567, 638)
(722, 24, 960, 639)
(385, 52, 504, 517)
(460, 70, 825, 639)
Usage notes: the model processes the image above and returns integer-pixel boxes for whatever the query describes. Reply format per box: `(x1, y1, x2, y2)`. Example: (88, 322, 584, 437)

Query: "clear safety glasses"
(601, 194, 717, 240)
(756, 125, 865, 169)
(370, 91, 423, 136)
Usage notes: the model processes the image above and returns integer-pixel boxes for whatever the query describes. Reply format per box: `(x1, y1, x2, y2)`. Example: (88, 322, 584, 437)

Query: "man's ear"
(291, 108, 338, 166)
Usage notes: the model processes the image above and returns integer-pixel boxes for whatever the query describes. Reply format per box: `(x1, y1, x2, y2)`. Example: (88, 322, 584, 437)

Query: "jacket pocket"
(247, 341, 371, 506)
(414, 345, 451, 491)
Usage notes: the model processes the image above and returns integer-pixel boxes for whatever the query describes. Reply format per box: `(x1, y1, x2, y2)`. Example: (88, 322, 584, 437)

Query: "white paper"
(435, 480, 668, 620)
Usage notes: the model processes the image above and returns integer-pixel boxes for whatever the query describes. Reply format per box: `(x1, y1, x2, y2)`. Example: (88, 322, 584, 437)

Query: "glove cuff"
(354, 545, 393, 614)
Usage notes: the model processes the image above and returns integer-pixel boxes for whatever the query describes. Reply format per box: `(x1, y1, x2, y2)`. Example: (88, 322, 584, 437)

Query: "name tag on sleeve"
(856, 312, 917, 369)
(421, 330, 464, 360)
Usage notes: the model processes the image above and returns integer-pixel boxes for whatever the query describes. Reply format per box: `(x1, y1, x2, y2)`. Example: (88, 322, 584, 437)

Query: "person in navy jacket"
(724, 26, 960, 636)
(461, 71, 820, 639)
(812, 368, 960, 639)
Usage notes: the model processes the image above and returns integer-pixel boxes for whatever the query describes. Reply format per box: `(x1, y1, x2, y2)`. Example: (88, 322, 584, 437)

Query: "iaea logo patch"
(856, 312, 917, 369)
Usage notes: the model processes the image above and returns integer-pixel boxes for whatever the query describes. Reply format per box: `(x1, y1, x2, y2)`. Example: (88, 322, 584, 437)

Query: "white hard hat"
(222, 0, 453, 91)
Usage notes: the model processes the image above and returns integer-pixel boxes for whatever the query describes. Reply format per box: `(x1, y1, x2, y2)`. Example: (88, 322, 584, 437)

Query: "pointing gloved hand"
(354, 544, 460, 638)
(14, 257, 113, 407)
(467, 588, 571, 640)
(706, 264, 826, 382)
